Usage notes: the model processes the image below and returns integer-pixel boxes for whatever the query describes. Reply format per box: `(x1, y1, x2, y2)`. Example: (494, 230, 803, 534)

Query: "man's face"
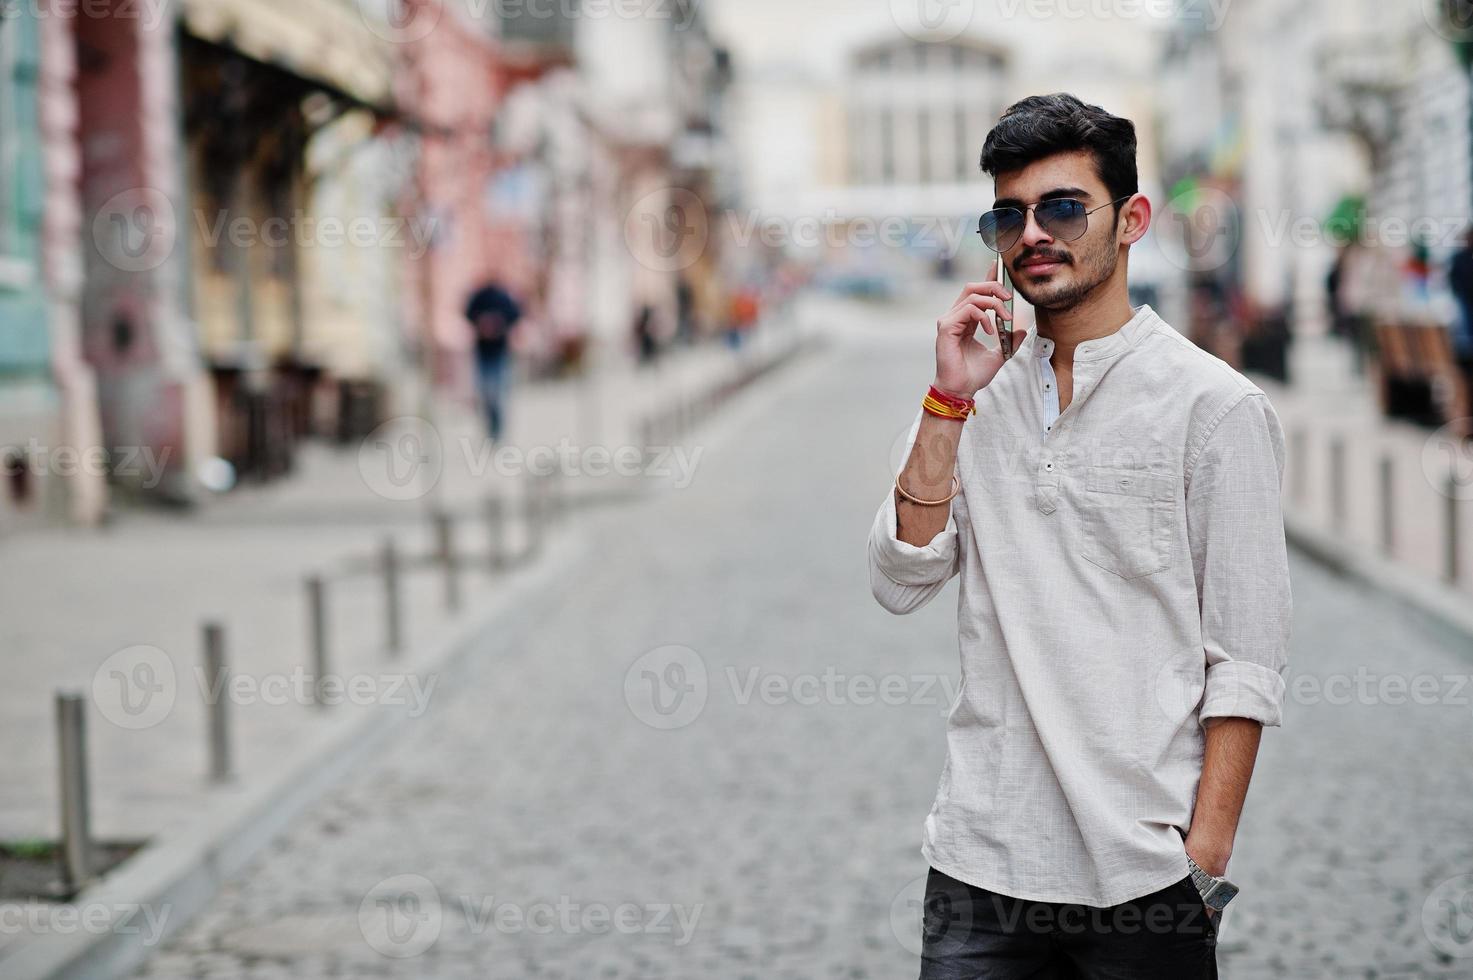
(992, 150, 1126, 312)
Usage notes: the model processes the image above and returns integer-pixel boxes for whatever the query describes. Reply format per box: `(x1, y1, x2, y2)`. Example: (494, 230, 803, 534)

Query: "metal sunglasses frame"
(977, 194, 1134, 253)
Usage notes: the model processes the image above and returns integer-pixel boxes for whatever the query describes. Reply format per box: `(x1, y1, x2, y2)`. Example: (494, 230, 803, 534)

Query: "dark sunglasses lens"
(1035, 199, 1088, 241)
(979, 209, 1023, 251)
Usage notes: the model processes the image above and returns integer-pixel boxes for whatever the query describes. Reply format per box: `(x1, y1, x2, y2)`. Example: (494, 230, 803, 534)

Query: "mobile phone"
(996, 253, 1015, 360)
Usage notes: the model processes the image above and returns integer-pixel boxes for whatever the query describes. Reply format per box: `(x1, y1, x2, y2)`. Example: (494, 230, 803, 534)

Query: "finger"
(944, 293, 1012, 323)
(954, 279, 1011, 305)
(941, 297, 1010, 335)
(957, 302, 996, 338)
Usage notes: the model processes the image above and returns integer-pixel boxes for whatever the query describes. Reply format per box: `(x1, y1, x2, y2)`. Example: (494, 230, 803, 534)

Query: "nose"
(1016, 206, 1055, 251)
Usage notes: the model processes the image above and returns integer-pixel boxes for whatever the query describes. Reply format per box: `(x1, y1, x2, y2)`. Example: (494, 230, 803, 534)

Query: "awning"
(180, 0, 395, 109)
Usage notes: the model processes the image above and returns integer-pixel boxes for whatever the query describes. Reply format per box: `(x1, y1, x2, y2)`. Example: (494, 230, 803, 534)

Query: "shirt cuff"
(1199, 659, 1287, 728)
(869, 486, 959, 586)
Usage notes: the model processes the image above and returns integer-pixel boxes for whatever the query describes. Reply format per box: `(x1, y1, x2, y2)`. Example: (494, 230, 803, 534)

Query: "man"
(464, 282, 522, 442)
(868, 94, 1291, 978)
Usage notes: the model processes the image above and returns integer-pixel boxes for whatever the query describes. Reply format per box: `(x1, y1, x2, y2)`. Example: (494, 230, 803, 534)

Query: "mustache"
(1015, 249, 1072, 266)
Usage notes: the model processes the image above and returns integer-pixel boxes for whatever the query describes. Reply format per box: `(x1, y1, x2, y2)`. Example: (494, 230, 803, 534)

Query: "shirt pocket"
(1077, 464, 1175, 579)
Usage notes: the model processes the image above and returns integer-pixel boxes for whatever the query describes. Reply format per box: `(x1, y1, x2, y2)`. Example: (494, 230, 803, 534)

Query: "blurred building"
(178, 0, 403, 480)
(846, 37, 1005, 194)
(0, 0, 737, 531)
(400, 0, 734, 394)
(712, 6, 1172, 295)
(1156, 0, 1472, 378)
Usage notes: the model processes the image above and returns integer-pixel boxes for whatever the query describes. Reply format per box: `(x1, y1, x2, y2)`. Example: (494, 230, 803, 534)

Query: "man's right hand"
(933, 277, 1018, 397)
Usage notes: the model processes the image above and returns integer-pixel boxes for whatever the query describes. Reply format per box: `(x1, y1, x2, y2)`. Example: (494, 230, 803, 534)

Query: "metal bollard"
(1328, 435, 1346, 533)
(524, 472, 546, 561)
(548, 469, 566, 526)
(202, 622, 233, 782)
(1447, 474, 1461, 585)
(638, 416, 655, 467)
(486, 493, 507, 571)
(56, 691, 93, 893)
(382, 538, 403, 656)
(1290, 427, 1308, 506)
(1378, 455, 1394, 557)
(433, 510, 461, 613)
(307, 576, 330, 706)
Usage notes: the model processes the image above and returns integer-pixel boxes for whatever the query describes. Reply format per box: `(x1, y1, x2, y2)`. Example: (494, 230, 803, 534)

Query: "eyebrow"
(991, 186, 1093, 209)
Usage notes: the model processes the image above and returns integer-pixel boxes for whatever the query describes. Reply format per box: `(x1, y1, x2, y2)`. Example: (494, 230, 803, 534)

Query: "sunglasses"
(977, 195, 1132, 253)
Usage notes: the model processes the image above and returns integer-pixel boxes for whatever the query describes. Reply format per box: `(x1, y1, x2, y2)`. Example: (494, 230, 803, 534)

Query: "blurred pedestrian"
(1448, 228, 1473, 397)
(676, 276, 696, 346)
(464, 282, 521, 442)
(633, 304, 659, 366)
(727, 285, 759, 349)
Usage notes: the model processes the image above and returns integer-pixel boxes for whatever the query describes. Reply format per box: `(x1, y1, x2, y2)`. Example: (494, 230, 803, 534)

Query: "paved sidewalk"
(0, 324, 800, 858)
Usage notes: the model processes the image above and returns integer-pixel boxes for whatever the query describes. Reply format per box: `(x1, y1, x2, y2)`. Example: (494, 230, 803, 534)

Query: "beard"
(1009, 233, 1120, 312)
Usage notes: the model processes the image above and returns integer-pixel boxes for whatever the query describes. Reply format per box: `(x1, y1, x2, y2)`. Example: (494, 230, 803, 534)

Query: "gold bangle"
(895, 473, 960, 506)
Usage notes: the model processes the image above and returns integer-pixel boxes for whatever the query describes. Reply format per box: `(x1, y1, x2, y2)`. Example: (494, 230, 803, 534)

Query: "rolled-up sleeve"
(1185, 392, 1292, 726)
(868, 410, 965, 615)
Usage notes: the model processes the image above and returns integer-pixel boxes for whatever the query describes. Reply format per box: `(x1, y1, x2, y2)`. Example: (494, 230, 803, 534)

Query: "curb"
(1284, 511, 1473, 650)
(0, 528, 586, 980)
(0, 329, 815, 980)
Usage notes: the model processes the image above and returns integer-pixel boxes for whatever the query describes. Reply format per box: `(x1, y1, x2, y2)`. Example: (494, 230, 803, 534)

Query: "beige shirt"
(868, 304, 1292, 907)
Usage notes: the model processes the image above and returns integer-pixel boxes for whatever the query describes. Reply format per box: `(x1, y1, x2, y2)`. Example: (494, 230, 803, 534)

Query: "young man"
(868, 94, 1291, 978)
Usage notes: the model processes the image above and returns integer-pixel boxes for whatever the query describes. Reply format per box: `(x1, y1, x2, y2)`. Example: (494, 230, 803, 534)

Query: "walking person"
(869, 94, 1292, 979)
(464, 282, 522, 443)
(1447, 228, 1473, 406)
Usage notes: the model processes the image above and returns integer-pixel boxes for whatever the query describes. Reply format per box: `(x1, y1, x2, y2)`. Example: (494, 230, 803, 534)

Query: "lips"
(1018, 258, 1064, 274)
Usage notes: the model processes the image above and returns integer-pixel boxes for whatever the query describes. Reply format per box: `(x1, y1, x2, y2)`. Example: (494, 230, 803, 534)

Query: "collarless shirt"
(868, 304, 1292, 907)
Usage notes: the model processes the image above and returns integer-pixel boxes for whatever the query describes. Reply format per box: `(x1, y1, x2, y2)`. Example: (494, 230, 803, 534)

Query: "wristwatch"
(1185, 855, 1240, 911)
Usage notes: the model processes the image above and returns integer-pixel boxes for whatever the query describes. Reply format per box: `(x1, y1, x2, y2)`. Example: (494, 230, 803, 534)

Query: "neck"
(1034, 272, 1135, 363)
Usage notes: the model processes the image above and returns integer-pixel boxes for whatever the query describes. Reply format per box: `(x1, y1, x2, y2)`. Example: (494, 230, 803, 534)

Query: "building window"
(0, 12, 19, 260)
(917, 109, 931, 185)
(880, 108, 894, 185)
(956, 105, 971, 182)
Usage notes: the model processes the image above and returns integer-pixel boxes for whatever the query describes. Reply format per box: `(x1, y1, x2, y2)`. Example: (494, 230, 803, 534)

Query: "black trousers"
(918, 867, 1218, 979)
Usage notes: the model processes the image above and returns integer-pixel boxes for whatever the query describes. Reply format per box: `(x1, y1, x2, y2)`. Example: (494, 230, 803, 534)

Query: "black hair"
(980, 93, 1138, 211)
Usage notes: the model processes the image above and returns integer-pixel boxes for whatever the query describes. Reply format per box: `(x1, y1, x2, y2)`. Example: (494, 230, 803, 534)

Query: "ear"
(1119, 193, 1151, 246)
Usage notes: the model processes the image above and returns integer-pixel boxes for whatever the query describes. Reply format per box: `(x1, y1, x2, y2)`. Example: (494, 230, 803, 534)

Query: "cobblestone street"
(129, 325, 1473, 979)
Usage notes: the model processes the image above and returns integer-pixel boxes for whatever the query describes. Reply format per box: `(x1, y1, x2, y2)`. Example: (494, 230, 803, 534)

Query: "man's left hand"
(1184, 832, 1232, 918)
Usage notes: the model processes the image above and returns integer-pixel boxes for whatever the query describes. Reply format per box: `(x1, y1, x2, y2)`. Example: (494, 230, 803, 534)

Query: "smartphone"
(996, 253, 1015, 360)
